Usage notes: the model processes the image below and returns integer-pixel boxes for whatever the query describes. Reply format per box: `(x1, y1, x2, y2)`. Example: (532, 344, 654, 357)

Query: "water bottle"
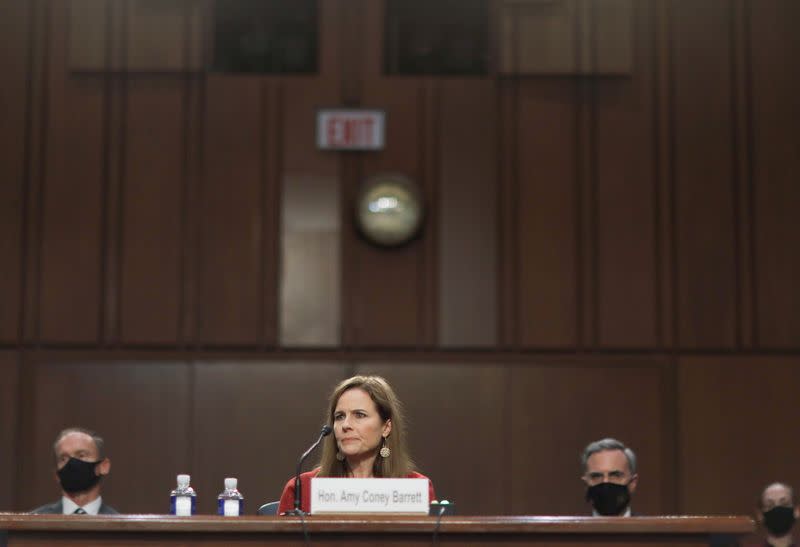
(217, 477, 244, 516)
(170, 474, 197, 516)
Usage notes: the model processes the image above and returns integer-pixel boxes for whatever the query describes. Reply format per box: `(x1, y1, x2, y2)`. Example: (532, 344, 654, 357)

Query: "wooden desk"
(0, 514, 754, 546)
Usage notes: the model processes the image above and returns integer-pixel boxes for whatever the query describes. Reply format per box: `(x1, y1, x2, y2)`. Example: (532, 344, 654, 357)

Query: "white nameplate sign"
(310, 477, 429, 514)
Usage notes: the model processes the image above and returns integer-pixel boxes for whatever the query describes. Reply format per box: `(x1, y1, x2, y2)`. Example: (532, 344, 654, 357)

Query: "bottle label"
(223, 499, 240, 516)
(175, 496, 192, 516)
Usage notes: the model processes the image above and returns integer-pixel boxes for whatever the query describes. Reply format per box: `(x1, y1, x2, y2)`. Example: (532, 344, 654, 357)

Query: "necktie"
(73, 508, 87, 514)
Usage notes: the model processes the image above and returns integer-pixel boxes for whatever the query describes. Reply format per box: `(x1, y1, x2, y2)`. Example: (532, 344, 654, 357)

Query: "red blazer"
(278, 468, 437, 515)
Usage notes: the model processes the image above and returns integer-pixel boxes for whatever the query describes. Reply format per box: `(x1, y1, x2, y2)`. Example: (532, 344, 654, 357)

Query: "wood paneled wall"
(3, 0, 799, 351)
(1, 0, 799, 520)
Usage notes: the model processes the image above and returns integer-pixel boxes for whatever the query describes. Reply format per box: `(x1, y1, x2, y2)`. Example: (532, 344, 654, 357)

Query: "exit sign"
(316, 109, 385, 151)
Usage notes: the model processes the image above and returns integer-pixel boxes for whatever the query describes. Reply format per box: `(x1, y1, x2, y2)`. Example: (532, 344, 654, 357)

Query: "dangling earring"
(379, 437, 391, 458)
(336, 451, 345, 461)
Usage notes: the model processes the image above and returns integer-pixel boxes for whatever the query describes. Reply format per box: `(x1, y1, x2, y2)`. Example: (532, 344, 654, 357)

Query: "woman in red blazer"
(278, 375, 436, 514)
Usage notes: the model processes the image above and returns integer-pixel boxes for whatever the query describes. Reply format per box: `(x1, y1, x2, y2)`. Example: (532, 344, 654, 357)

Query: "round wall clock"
(355, 173, 424, 247)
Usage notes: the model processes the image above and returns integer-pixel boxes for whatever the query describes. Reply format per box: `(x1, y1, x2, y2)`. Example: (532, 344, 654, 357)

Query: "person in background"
(278, 375, 436, 514)
(30, 427, 118, 515)
(580, 437, 638, 516)
(754, 482, 798, 547)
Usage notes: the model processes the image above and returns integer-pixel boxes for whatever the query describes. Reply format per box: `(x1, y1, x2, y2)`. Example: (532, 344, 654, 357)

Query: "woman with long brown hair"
(278, 375, 436, 514)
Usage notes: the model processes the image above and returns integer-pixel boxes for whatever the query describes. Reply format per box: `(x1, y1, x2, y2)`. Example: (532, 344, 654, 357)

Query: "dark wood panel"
(0, 515, 756, 547)
(516, 81, 579, 348)
(0, 535, 740, 547)
(20, 0, 49, 343)
(750, 0, 800, 348)
(344, 243, 426, 347)
(119, 79, 186, 344)
(510, 358, 670, 515)
(0, 0, 29, 342)
(356, 363, 507, 515)
(678, 356, 800, 515)
(671, 0, 737, 349)
(67, 0, 107, 71)
(499, 0, 633, 76)
(0, 352, 20, 510)
(497, 80, 517, 347)
(179, 74, 203, 344)
(0, 514, 756, 547)
(38, 1, 105, 343)
(198, 76, 264, 345)
(317, 0, 344, 80)
(437, 80, 498, 348)
(343, 4, 436, 348)
(498, 0, 575, 75)
(655, 0, 675, 349)
(594, 0, 658, 348)
(191, 361, 348, 514)
(100, 2, 128, 344)
(69, 0, 205, 72)
(281, 80, 339, 177)
(347, 79, 428, 347)
(7, 0, 797, 357)
(588, 0, 635, 75)
(577, 69, 595, 348)
(22, 356, 191, 514)
(358, 0, 380, 80)
(731, 0, 754, 350)
(124, 0, 205, 71)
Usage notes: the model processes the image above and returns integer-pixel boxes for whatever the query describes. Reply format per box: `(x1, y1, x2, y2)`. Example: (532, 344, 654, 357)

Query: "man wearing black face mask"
(580, 438, 638, 516)
(755, 482, 798, 547)
(30, 427, 118, 515)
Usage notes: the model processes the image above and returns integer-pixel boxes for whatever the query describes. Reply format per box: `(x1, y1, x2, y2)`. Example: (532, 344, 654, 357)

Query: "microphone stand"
(286, 425, 332, 516)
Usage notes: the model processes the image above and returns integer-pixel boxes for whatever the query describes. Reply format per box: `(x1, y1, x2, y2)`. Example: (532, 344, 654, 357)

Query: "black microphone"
(290, 425, 333, 515)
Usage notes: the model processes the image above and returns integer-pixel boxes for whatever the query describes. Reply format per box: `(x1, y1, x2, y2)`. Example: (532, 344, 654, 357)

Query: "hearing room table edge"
(0, 513, 755, 547)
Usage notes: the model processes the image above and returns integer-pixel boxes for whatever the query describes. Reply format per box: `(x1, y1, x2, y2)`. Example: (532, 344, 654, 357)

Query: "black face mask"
(586, 481, 631, 516)
(763, 506, 796, 537)
(57, 457, 103, 494)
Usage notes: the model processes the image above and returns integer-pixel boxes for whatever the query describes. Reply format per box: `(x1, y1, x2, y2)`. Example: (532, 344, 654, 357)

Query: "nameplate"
(310, 477, 429, 514)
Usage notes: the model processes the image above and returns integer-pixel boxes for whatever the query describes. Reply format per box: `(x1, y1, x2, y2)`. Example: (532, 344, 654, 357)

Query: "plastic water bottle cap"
(177, 474, 190, 487)
(224, 477, 237, 490)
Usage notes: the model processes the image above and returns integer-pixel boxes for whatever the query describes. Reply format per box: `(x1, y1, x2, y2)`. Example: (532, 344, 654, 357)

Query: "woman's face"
(333, 388, 391, 460)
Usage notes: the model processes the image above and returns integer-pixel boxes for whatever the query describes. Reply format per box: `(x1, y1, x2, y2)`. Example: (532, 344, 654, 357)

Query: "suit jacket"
(30, 499, 119, 515)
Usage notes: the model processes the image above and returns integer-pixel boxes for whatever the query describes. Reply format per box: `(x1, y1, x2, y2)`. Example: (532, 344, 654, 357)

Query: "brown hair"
(318, 375, 414, 478)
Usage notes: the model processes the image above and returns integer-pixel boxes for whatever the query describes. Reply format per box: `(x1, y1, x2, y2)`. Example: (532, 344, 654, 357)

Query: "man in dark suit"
(754, 482, 798, 547)
(580, 437, 638, 516)
(30, 427, 118, 515)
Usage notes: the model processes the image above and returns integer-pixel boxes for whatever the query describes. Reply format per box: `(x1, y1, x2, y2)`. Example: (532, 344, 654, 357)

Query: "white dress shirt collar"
(592, 506, 632, 517)
(62, 495, 103, 515)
